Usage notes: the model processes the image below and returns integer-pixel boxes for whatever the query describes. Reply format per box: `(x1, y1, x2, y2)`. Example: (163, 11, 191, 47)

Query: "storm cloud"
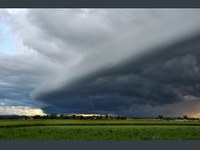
(1, 9, 200, 116)
(33, 34, 200, 116)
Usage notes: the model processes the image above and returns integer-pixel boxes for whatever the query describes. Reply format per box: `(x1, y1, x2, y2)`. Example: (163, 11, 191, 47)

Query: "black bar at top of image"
(1, 0, 200, 8)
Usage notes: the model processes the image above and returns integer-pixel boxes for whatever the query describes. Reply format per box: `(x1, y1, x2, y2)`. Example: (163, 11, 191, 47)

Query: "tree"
(158, 115, 163, 119)
(183, 115, 188, 120)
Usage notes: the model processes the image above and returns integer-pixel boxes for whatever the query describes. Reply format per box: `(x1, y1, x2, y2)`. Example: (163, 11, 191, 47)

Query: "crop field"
(0, 119, 200, 140)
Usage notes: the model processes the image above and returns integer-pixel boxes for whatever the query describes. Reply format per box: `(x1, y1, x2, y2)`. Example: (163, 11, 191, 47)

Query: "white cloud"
(0, 106, 46, 116)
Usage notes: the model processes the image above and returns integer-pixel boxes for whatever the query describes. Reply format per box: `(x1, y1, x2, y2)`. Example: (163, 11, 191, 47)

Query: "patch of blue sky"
(0, 22, 18, 54)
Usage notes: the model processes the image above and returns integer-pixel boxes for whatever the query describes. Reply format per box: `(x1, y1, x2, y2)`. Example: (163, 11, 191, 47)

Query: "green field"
(1, 119, 200, 140)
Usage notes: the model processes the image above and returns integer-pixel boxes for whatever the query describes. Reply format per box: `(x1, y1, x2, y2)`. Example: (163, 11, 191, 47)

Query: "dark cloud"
(1, 9, 200, 116)
(34, 34, 200, 116)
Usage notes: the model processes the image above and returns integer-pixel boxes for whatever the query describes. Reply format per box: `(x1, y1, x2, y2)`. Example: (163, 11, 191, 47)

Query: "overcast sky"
(1, 9, 200, 117)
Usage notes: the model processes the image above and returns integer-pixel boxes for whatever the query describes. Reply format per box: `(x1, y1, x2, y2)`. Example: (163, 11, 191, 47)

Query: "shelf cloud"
(1, 9, 200, 116)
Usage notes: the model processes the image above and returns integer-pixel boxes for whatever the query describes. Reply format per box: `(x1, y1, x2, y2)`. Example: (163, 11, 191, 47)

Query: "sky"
(1, 9, 200, 117)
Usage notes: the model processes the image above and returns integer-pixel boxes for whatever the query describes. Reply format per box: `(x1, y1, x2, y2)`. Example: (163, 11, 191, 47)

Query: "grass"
(1, 119, 200, 126)
(0, 119, 200, 140)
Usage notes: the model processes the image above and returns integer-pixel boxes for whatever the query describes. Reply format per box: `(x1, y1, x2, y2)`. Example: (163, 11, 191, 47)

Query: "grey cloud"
(27, 9, 200, 116)
(27, 9, 200, 97)
(34, 34, 200, 116)
(2, 9, 200, 116)
(0, 51, 64, 108)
